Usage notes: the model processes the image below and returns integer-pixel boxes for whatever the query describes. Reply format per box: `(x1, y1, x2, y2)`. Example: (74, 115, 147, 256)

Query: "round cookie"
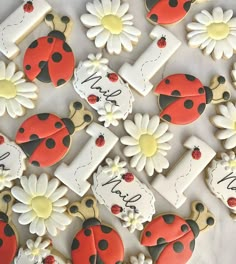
(15, 101, 93, 167)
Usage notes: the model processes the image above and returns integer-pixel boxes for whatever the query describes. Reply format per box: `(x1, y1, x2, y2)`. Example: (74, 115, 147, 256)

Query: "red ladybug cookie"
(141, 201, 215, 264)
(68, 196, 124, 264)
(155, 74, 231, 125)
(15, 101, 93, 167)
(23, 13, 75, 88)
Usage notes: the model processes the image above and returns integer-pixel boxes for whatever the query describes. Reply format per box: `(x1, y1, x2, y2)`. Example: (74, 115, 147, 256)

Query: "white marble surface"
(0, 0, 236, 263)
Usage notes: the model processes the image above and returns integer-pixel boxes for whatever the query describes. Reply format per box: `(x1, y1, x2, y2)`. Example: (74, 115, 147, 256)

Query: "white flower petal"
(12, 186, 31, 204)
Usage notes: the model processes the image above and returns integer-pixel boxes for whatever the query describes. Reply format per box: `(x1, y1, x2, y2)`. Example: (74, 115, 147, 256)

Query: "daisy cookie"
(129, 253, 152, 264)
(0, 61, 38, 118)
(73, 53, 134, 127)
(120, 113, 173, 176)
(206, 151, 236, 220)
(0, 133, 26, 190)
(11, 173, 71, 237)
(212, 102, 236, 149)
(187, 7, 236, 60)
(80, 0, 141, 55)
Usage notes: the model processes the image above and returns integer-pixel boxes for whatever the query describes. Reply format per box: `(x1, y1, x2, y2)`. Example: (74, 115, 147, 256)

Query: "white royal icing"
(207, 151, 236, 218)
(0, 133, 26, 190)
(231, 62, 236, 87)
(0, 0, 51, 59)
(92, 156, 156, 224)
(121, 211, 144, 233)
(73, 53, 134, 125)
(212, 102, 236, 150)
(130, 253, 153, 264)
(118, 25, 181, 96)
(152, 136, 216, 208)
(55, 123, 118, 196)
(80, 0, 141, 55)
(187, 7, 236, 60)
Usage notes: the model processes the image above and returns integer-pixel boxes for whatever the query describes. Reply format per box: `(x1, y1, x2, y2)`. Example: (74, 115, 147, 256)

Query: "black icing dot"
(25, 65, 31, 70)
(73, 102, 82, 110)
(146, 231, 152, 237)
(39, 61, 46, 69)
(184, 100, 193, 109)
(84, 229, 91, 236)
(55, 122, 63, 128)
(165, 79, 170, 84)
(89, 255, 96, 264)
(52, 52, 62, 63)
(46, 138, 55, 149)
(198, 103, 205, 115)
(171, 90, 181, 96)
(150, 14, 158, 22)
(207, 217, 215, 226)
(61, 16, 70, 24)
(169, 0, 178, 7)
(181, 224, 189, 233)
(0, 239, 2, 247)
(29, 40, 38, 49)
(19, 127, 24, 133)
(3, 194, 11, 203)
(30, 134, 39, 141)
(162, 114, 171, 122)
(198, 87, 204, 94)
(218, 76, 225, 84)
(223, 91, 230, 101)
(57, 79, 66, 86)
(195, 203, 204, 212)
(185, 74, 196, 81)
(63, 135, 70, 148)
(183, 1, 192, 12)
(31, 161, 40, 167)
(101, 226, 112, 234)
(47, 37, 53, 43)
(86, 199, 94, 208)
(69, 205, 78, 214)
(157, 237, 166, 245)
(63, 42, 72, 52)
(71, 238, 79, 250)
(84, 114, 92, 123)
(173, 241, 184, 253)
(190, 239, 195, 252)
(0, 212, 8, 222)
(46, 14, 54, 21)
(4, 224, 14, 237)
(163, 214, 175, 224)
(37, 113, 49, 120)
(98, 240, 108, 251)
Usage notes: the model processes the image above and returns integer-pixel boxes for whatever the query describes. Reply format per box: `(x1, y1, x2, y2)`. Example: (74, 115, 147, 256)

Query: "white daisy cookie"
(231, 62, 236, 87)
(121, 113, 173, 176)
(102, 156, 128, 177)
(0, 61, 38, 118)
(122, 211, 144, 233)
(83, 53, 109, 74)
(11, 173, 71, 236)
(130, 253, 152, 264)
(80, 0, 141, 55)
(98, 102, 123, 127)
(187, 7, 236, 60)
(212, 102, 236, 149)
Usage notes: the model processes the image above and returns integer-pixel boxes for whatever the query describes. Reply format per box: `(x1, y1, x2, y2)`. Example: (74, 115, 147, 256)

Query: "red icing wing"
(71, 225, 124, 264)
(0, 222, 17, 264)
(146, 0, 192, 25)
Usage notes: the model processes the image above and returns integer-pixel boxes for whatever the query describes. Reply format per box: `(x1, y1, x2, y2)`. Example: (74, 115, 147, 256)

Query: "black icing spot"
(0, 239, 2, 247)
(19, 127, 24, 133)
(63, 42, 72, 52)
(57, 79, 66, 86)
(150, 14, 158, 22)
(25, 65, 31, 70)
(46, 14, 54, 21)
(173, 241, 184, 253)
(39, 61, 46, 69)
(29, 40, 38, 49)
(223, 91, 230, 101)
(207, 217, 215, 226)
(190, 239, 195, 252)
(84, 229, 91, 236)
(162, 114, 171, 122)
(198, 103, 205, 115)
(169, 0, 178, 7)
(198, 88, 204, 94)
(171, 90, 181, 96)
(157, 237, 166, 245)
(30, 134, 39, 141)
(46, 138, 56, 149)
(3, 194, 11, 203)
(98, 240, 108, 251)
(84, 114, 92, 123)
(86, 199, 94, 208)
(37, 113, 49, 120)
(4, 224, 14, 237)
(218, 76, 225, 84)
(181, 224, 189, 233)
(55, 122, 63, 128)
(63, 135, 70, 147)
(146, 231, 152, 237)
(47, 37, 53, 43)
(185, 74, 196, 81)
(101, 225, 112, 234)
(165, 79, 170, 84)
(52, 52, 62, 63)
(89, 255, 96, 264)
(71, 238, 79, 250)
(184, 100, 193, 109)
(183, 1, 192, 12)
(163, 214, 175, 224)
(31, 161, 40, 167)
(73, 102, 82, 110)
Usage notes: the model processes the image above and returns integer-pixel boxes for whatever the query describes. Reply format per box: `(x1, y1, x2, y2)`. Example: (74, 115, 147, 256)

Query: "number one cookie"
(152, 136, 216, 208)
(55, 123, 118, 196)
(118, 25, 181, 96)
(0, 0, 52, 59)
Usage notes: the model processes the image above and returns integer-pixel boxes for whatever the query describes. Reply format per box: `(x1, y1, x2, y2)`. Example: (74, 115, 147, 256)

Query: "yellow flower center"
(229, 160, 236, 168)
(207, 22, 230, 40)
(0, 176, 5, 182)
(139, 134, 157, 157)
(31, 196, 52, 219)
(0, 80, 17, 99)
(31, 248, 40, 255)
(131, 218, 138, 225)
(101, 15, 123, 34)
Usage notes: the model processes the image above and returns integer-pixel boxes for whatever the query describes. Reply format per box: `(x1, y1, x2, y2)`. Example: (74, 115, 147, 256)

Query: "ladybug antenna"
(45, 14, 56, 31)
(61, 16, 70, 34)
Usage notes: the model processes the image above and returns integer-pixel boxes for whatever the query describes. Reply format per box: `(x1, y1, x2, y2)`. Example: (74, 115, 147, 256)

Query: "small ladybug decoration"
(155, 75, 231, 125)
(192, 146, 201, 160)
(23, 1, 34, 13)
(157, 36, 166, 48)
(15, 101, 93, 167)
(88, 94, 100, 104)
(95, 134, 105, 147)
(0, 191, 18, 264)
(68, 196, 124, 264)
(24, 13, 75, 88)
(141, 201, 215, 264)
(111, 205, 123, 215)
(43, 255, 55, 264)
(107, 73, 119, 82)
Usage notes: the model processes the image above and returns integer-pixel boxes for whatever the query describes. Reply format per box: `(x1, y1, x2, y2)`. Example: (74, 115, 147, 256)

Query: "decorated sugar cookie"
(80, 0, 141, 55)
(68, 196, 124, 264)
(11, 173, 71, 236)
(152, 136, 216, 208)
(141, 201, 215, 264)
(0, 61, 38, 118)
(24, 13, 75, 88)
(187, 7, 236, 60)
(73, 53, 134, 127)
(145, 0, 205, 25)
(212, 102, 236, 150)
(0, 133, 26, 190)
(120, 114, 173, 176)
(92, 156, 156, 231)
(0, 0, 51, 59)
(231, 63, 236, 87)
(0, 191, 18, 264)
(14, 236, 71, 264)
(155, 74, 231, 125)
(118, 25, 181, 96)
(206, 151, 236, 220)
(129, 253, 152, 264)
(15, 101, 93, 167)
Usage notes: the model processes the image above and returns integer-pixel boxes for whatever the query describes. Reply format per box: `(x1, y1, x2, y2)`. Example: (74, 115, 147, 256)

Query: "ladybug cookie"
(0, 191, 18, 264)
(23, 13, 75, 88)
(68, 196, 124, 264)
(141, 201, 215, 264)
(15, 101, 93, 167)
(155, 75, 231, 125)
